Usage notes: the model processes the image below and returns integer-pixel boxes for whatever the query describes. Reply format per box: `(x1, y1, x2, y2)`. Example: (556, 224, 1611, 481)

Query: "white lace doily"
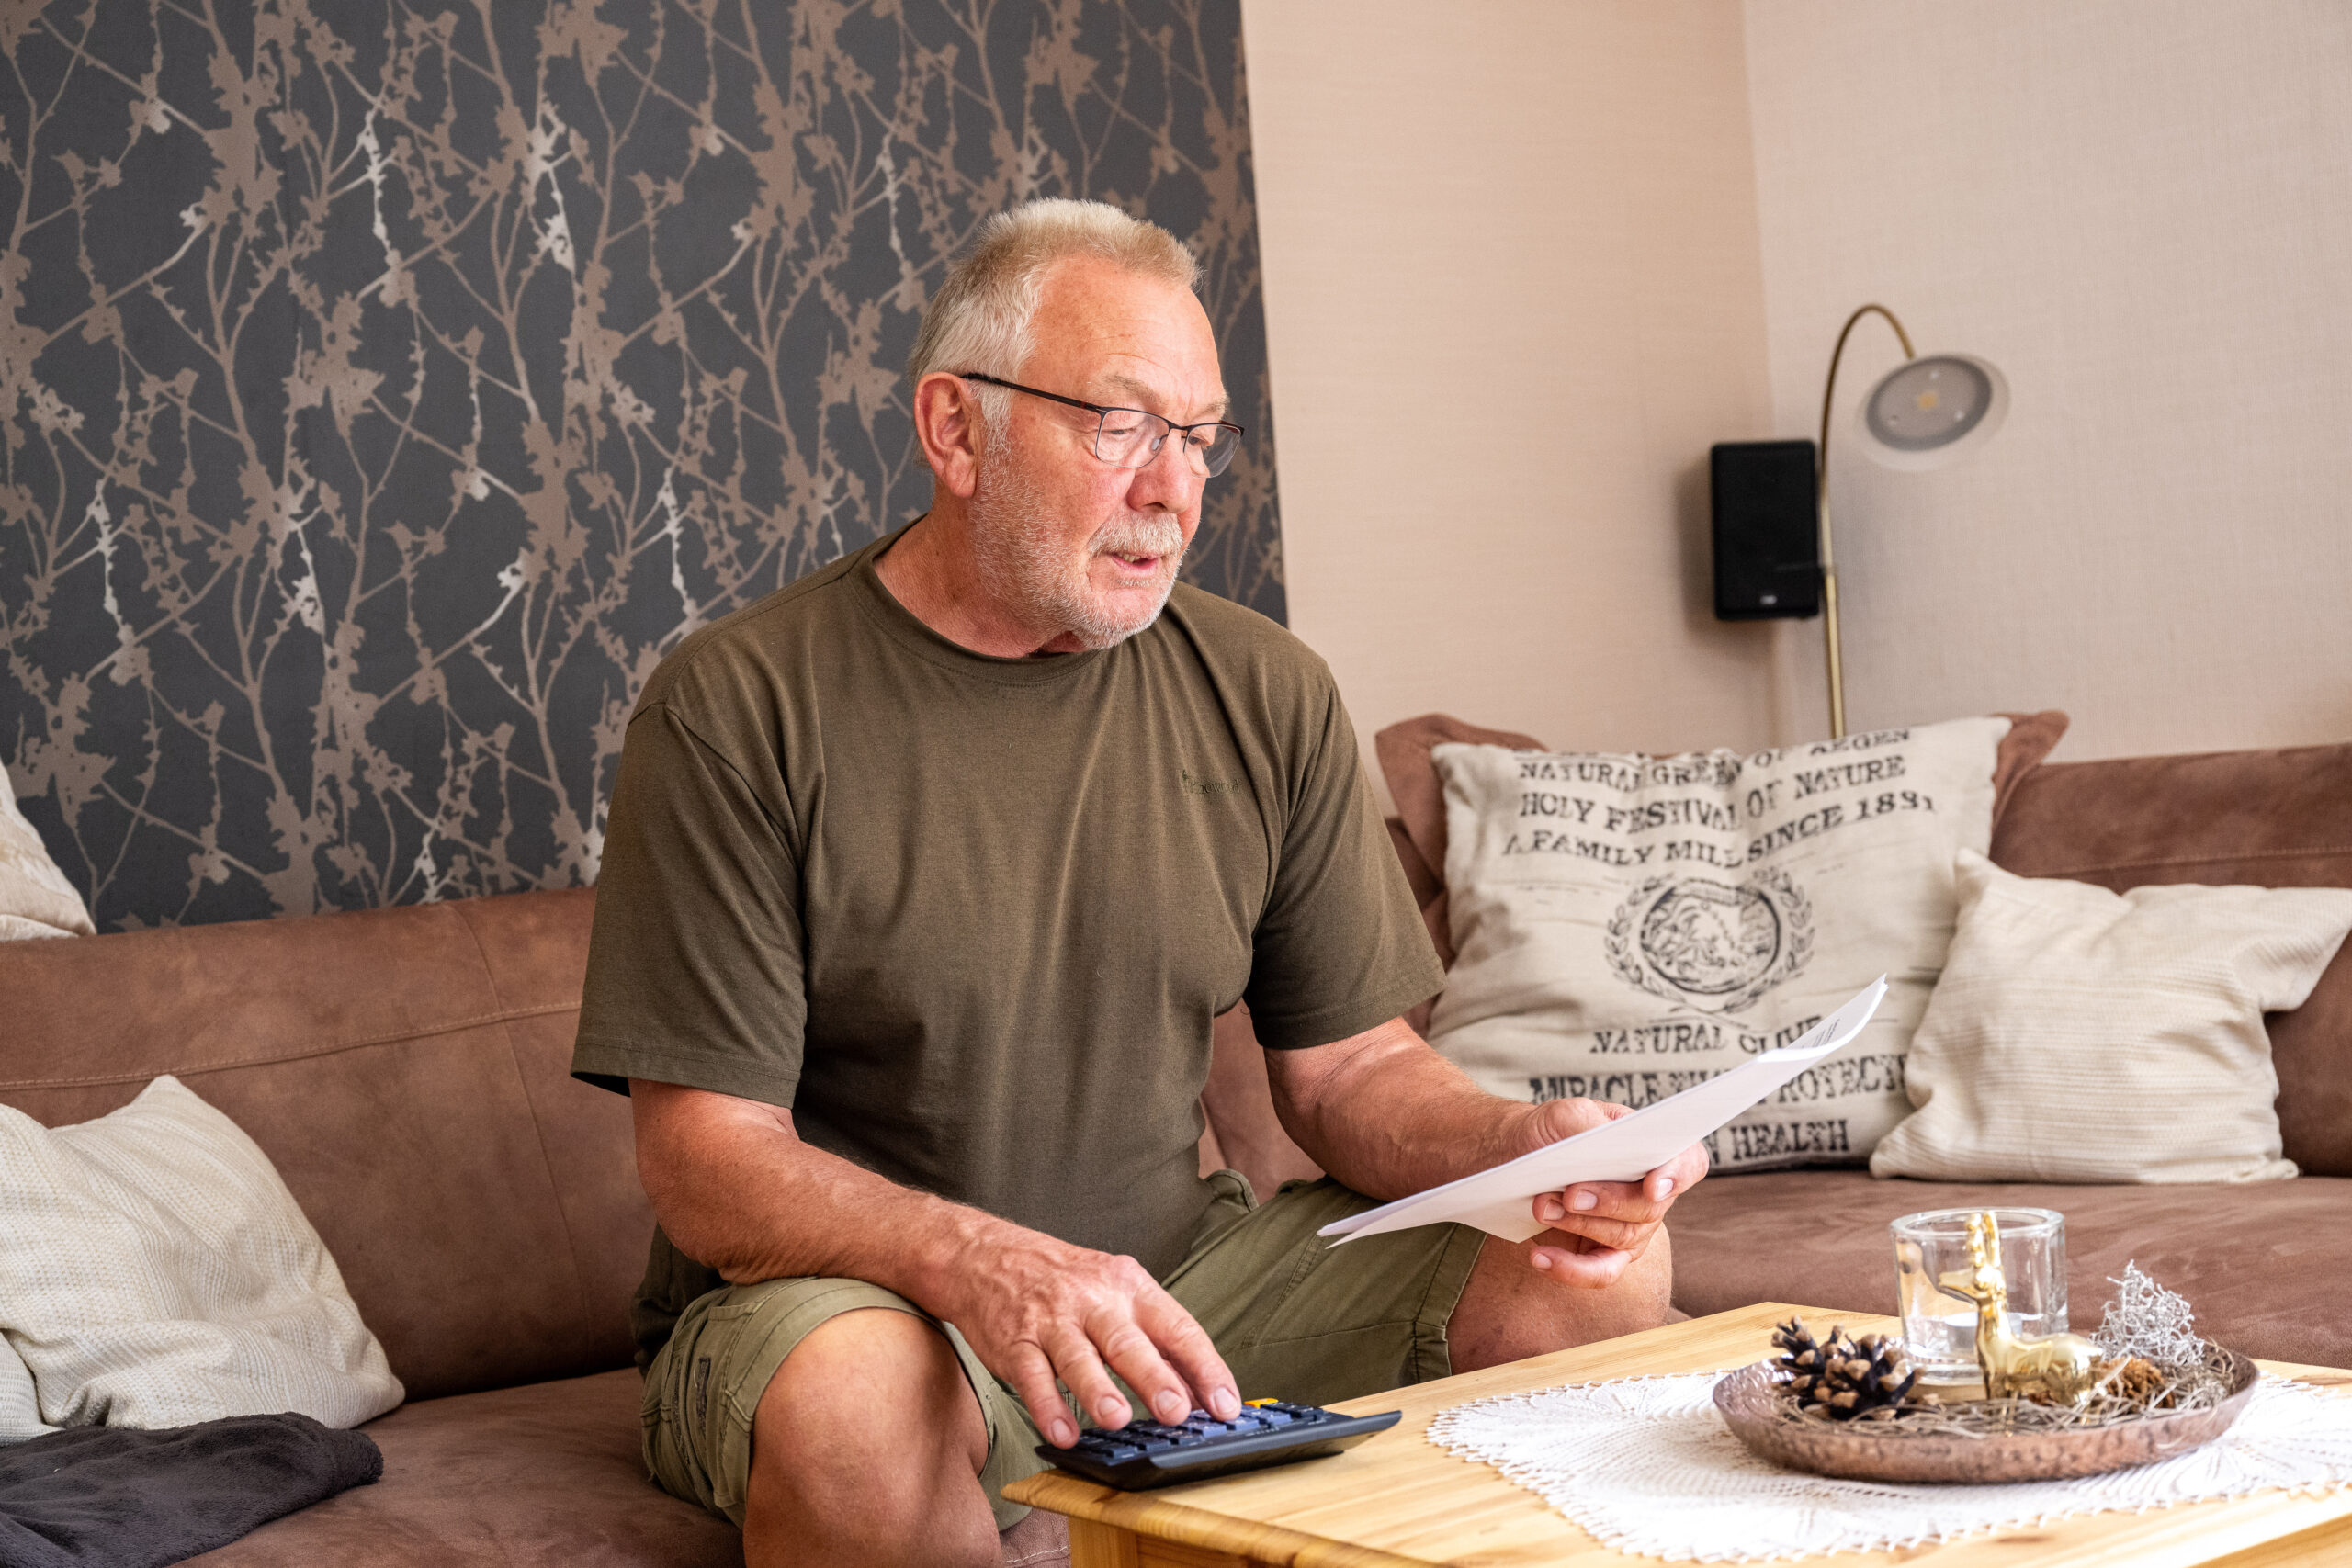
(1427, 1371, 2352, 1562)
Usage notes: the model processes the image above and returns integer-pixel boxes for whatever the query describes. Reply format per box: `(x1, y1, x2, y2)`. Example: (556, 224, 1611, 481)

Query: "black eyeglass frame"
(954, 371, 1245, 477)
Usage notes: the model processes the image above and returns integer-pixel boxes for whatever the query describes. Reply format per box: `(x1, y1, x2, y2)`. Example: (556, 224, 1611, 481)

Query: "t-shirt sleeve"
(571, 702, 808, 1103)
(1243, 679, 1446, 1048)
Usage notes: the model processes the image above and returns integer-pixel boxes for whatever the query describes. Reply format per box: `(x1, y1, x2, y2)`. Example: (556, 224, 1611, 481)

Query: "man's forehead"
(1091, 367, 1230, 420)
(1028, 257, 1227, 418)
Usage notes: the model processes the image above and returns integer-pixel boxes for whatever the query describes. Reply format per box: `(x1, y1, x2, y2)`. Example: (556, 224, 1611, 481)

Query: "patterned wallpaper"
(0, 0, 1282, 931)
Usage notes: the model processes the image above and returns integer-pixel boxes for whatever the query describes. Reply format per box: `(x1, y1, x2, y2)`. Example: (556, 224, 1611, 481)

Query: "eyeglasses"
(956, 372, 1245, 478)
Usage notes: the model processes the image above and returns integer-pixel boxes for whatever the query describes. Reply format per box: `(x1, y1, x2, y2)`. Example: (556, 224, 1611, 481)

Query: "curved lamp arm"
(1815, 304, 1915, 739)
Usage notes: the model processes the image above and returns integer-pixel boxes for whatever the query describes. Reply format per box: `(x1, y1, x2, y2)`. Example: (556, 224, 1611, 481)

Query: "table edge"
(1008, 1470, 1437, 1567)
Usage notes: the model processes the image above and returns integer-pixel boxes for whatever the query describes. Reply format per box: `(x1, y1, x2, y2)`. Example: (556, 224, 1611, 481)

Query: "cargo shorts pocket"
(640, 1278, 926, 1526)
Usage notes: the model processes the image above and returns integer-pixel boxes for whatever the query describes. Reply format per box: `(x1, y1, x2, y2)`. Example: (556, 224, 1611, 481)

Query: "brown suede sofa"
(1, 890, 1075, 1567)
(0, 889, 749, 1567)
(1, 719, 2345, 1565)
(1363, 715, 2352, 1371)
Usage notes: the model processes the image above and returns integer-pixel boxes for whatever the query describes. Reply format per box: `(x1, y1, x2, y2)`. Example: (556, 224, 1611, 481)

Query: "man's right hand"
(929, 1222, 1240, 1447)
(632, 1079, 1239, 1448)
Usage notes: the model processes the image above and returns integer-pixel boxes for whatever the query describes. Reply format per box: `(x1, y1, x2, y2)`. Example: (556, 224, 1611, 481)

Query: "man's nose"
(1125, 433, 1203, 514)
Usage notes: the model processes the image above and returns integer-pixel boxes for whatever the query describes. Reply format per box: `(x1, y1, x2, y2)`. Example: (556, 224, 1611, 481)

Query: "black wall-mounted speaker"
(1710, 440, 1820, 621)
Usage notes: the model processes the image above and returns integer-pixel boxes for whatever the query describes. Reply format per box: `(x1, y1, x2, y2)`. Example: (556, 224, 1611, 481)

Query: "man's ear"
(912, 372, 983, 499)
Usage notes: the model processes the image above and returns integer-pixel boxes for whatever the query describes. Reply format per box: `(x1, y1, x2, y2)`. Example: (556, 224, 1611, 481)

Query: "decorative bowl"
(1712, 1351, 2259, 1484)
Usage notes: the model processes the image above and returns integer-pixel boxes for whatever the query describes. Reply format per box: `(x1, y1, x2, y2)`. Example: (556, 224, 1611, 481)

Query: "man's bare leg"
(744, 1307, 998, 1568)
(1445, 1227, 1677, 1372)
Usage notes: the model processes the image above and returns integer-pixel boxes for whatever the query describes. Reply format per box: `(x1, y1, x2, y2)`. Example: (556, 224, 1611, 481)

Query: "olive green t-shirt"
(571, 526, 1443, 1357)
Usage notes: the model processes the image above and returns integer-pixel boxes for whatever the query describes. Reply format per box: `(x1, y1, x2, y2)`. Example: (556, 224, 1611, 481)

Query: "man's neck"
(873, 507, 1087, 658)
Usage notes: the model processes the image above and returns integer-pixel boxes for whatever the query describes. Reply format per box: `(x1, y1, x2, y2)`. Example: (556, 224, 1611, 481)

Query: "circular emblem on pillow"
(1606, 870, 1813, 1013)
(1640, 881, 1778, 994)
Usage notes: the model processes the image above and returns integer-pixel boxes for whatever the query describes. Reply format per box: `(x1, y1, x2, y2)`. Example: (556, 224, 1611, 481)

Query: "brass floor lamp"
(1815, 305, 2008, 738)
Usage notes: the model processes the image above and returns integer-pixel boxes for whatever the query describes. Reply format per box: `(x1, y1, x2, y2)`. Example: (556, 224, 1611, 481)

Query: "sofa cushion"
(1870, 853, 2352, 1185)
(1990, 740, 2352, 1176)
(1425, 718, 2018, 1169)
(0, 1076, 402, 1434)
(0, 889, 650, 1401)
(1666, 1168, 2352, 1369)
(182, 1369, 740, 1567)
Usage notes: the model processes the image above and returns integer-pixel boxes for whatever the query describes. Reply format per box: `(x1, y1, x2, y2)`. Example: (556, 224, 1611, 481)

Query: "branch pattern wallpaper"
(0, 0, 1282, 931)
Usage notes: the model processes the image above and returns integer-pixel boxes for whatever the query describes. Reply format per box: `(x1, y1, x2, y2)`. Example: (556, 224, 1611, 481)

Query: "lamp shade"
(1854, 352, 2008, 471)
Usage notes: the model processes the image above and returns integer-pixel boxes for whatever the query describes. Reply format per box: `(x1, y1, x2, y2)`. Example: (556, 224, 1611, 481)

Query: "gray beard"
(967, 457, 1187, 650)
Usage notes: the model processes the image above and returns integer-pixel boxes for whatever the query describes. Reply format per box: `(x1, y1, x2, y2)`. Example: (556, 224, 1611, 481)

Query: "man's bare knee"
(746, 1307, 993, 1568)
(759, 1307, 986, 1460)
(1448, 1226, 1678, 1374)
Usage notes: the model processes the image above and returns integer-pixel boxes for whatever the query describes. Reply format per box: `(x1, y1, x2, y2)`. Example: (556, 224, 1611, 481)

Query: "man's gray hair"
(907, 199, 1201, 429)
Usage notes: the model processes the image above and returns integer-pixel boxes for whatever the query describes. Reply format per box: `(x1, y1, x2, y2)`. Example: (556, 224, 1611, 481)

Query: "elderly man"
(571, 199, 1706, 1568)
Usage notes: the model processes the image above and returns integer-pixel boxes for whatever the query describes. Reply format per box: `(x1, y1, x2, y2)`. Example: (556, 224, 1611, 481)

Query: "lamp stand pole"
(1815, 304, 1915, 740)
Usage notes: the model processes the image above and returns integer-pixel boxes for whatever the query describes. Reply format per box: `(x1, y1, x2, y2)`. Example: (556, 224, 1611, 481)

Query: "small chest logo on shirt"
(1181, 769, 1238, 799)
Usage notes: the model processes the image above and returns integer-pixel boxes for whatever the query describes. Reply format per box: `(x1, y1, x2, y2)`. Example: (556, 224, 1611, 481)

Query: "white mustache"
(1091, 515, 1185, 561)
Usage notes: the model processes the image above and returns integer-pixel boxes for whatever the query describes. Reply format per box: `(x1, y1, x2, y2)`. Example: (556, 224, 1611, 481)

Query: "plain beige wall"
(1242, 0, 1792, 789)
(1744, 0, 2352, 758)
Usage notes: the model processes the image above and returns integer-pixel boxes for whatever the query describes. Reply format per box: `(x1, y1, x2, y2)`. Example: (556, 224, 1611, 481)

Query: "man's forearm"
(1266, 1020, 1542, 1201)
(631, 1079, 1012, 1314)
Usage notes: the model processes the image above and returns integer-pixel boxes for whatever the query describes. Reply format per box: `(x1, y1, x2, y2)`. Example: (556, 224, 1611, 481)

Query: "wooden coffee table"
(1005, 1301, 2352, 1567)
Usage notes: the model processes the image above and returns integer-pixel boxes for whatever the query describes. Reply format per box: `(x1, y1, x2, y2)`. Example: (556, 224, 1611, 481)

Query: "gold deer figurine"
(1933, 1211, 2102, 1407)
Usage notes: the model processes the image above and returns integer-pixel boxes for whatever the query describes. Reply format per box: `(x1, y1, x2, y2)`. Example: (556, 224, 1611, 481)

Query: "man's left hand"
(1510, 1099, 1708, 1287)
(1266, 1019, 1710, 1289)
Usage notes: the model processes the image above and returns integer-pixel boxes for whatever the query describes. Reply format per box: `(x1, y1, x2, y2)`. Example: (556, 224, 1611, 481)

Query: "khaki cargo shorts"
(640, 1172, 1487, 1529)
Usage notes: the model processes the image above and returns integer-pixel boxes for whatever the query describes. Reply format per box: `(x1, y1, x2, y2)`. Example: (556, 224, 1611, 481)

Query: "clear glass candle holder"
(1890, 1207, 2069, 1382)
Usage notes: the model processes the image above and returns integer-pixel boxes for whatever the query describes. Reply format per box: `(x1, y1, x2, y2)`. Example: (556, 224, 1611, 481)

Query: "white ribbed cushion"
(0, 763, 92, 940)
(0, 1336, 53, 1444)
(1871, 851, 2352, 1184)
(0, 1077, 402, 1438)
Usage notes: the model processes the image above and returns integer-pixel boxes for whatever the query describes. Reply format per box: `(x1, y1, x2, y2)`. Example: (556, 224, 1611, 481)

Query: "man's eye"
(1100, 419, 1143, 439)
(1181, 430, 1214, 450)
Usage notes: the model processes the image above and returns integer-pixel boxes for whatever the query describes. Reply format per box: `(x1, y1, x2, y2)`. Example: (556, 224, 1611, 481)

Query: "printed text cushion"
(1426, 717, 2017, 1170)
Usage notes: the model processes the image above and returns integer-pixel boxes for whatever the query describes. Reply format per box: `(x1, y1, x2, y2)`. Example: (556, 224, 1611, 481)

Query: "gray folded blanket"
(0, 1415, 380, 1568)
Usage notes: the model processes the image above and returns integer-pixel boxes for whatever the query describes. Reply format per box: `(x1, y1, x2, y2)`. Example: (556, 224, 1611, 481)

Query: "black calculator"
(1035, 1399, 1403, 1491)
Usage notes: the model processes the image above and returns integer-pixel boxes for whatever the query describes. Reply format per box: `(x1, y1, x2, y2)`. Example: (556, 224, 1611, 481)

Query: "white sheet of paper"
(1317, 976, 1888, 1246)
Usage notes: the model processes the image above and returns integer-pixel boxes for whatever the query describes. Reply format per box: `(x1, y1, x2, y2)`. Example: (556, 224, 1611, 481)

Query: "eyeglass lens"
(1092, 411, 1241, 478)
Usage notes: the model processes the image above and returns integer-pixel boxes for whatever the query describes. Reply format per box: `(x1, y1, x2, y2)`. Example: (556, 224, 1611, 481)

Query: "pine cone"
(1770, 1317, 1828, 1404)
(1773, 1319, 1918, 1421)
(2097, 1356, 2168, 1410)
